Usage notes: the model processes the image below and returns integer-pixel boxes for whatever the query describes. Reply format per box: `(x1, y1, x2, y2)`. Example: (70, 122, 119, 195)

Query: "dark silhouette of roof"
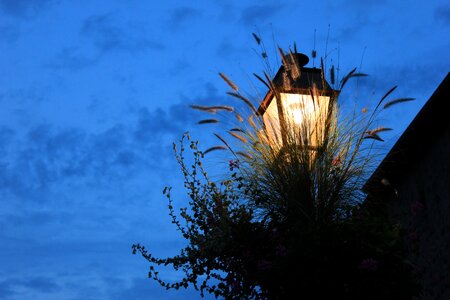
(364, 72, 450, 194)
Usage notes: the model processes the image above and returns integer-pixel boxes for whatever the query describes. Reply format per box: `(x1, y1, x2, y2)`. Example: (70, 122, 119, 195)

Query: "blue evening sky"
(1, 0, 449, 299)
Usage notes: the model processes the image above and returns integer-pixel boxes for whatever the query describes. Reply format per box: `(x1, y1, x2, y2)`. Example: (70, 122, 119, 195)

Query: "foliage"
(133, 37, 420, 299)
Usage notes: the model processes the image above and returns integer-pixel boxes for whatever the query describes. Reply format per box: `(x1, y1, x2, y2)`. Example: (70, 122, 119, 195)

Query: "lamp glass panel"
(262, 93, 330, 146)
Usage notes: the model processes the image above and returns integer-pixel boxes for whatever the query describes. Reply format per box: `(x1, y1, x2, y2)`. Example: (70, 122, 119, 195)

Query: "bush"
(133, 42, 420, 299)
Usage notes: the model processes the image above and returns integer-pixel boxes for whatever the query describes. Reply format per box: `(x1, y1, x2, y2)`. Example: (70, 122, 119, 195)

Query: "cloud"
(166, 7, 202, 30)
(23, 277, 60, 293)
(216, 37, 247, 58)
(0, 277, 60, 299)
(212, 1, 236, 23)
(239, 4, 282, 26)
(0, 25, 20, 43)
(110, 277, 210, 300)
(45, 46, 101, 71)
(337, 17, 376, 41)
(435, 5, 450, 25)
(169, 58, 191, 76)
(0, 126, 15, 154)
(0, 279, 15, 299)
(342, 0, 386, 8)
(0, 0, 56, 18)
(0, 101, 196, 200)
(80, 13, 165, 54)
(48, 13, 165, 70)
(0, 86, 49, 104)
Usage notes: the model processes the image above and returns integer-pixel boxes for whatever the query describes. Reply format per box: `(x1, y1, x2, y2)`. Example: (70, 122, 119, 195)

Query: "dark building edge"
(364, 72, 450, 196)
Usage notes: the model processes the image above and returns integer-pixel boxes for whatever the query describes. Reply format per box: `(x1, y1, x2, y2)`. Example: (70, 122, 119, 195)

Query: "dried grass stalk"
(229, 131, 248, 144)
(190, 105, 234, 113)
(219, 72, 238, 91)
(252, 33, 261, 45)
(235, 112, 243, 122)
(363, 133, 384, 141)
(227, 92, 257, 114)
(214, 133, 232, 151)
(383, 98, 415, 109)
(376, 85, 397, 109)
(198, 119, 219, 124)
(236, 151, 252, 160)
(366, 127, 392, 135)
(203, 146, 227, 155)
(253, 73, 270, 89)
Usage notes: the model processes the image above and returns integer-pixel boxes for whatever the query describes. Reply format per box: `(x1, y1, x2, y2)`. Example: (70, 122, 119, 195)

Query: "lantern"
(257, 53, 338, 150)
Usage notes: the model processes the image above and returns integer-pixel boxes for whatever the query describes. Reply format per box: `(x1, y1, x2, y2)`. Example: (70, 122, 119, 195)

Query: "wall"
(381, 124, 450, 299)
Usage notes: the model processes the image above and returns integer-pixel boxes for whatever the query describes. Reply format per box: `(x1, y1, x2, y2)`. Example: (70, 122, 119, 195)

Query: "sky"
(0, 0, 449, 299)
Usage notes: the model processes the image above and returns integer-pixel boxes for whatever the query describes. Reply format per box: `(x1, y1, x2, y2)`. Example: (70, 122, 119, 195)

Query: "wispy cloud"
(80, 13, 165, 54)
(0, 86, 50, 104)
(342, 0, 386, 8)
(0, 102, 195, 201)
(337, 17, 376, 41)
(0, 0, 57, 18)
(45, 46, 101, 71)
(110, 277, 207, 300)
(216, 37, 247, 58)
(0, 25, 20, 43)
(0, 277, 60, 299)
(169, 58, 191, 75)
(166, 7, 202, 30)
(47, 13, 165, 70)
(435, 5, 450, 25)
(239, 4, 282, 26)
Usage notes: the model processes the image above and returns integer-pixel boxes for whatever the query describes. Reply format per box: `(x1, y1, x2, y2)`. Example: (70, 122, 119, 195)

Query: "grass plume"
(198, 119, 219, 124)
(190, 105, 234, 113)
(219, 72, 238, 91)
(383, 97, 415, 109)
(203, 145, 227, 155)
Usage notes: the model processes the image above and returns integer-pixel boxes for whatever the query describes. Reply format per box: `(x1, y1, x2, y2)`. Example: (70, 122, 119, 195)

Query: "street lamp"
(257, 52, 338, 151)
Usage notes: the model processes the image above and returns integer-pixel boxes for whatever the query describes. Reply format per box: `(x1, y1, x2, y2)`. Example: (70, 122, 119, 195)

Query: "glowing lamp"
(257, 53, 338, 149)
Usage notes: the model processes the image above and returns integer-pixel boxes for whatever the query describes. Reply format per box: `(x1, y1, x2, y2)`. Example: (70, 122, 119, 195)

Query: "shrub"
(133, 38, 420, 299)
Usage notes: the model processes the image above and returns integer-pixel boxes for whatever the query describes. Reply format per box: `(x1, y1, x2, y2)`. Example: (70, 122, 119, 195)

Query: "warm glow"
(282, 93, 316, 125)
(262, 92, 331, 147)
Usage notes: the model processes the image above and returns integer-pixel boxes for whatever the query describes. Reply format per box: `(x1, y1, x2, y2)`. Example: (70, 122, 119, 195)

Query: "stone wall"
(382, 124, 450, 299)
